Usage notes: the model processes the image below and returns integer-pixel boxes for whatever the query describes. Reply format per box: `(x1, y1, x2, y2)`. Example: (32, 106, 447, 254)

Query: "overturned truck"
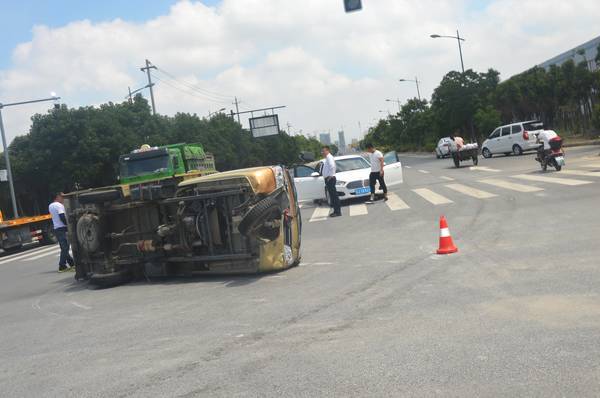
(65, 144, 302, 287)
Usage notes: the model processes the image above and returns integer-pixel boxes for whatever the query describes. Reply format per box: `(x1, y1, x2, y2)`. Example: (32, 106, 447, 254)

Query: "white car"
(481, 120, 544, 158)
(435, 137, 453, 159)
(292, 152, 403, 203)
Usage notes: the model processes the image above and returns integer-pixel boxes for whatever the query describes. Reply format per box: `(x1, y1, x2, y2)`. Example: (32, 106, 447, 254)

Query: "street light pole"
(0, 96, 60, 218)
(398, 78, 421, 101)
(430, 30, 466, 74)
(385, 98, 402, 113)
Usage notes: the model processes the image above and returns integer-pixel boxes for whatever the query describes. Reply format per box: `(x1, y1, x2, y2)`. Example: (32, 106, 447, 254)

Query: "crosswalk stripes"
(479, 178, 543, 193)
(444, 183, 497, 199)
(22, 248, 61, 262)
(512, 174, 593, 186)
(412, 188, 453, 205)
(418, 170, 430, 174)
(560, 169, 600, 178)
(385, 193, 410, 211)
(309, 207, 330, 222)
(349, 204, 368, 216)
(469, 166, 501, 172)
(579, 163, 600, 169)
(0, 245, 59, 265)
(440, 176, 455, 181)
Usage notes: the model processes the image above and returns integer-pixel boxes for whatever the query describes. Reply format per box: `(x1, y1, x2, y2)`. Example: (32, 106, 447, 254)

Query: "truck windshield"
(120, 154, 170, 178)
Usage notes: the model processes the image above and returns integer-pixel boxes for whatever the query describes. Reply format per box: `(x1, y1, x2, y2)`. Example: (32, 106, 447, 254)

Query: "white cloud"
(1, 0, 599, 144)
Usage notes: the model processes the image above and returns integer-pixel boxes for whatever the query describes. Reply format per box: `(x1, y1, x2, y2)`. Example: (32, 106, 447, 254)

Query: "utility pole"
(233, 97, 241, 123)
(128, 87, 133, 103)
(140, 59, 157, 115)
(286, 122, 292, 135)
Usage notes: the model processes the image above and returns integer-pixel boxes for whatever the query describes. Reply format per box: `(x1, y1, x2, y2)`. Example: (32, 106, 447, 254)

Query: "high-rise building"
(338, 131, 346, 153)
(319, 133, 331, 145)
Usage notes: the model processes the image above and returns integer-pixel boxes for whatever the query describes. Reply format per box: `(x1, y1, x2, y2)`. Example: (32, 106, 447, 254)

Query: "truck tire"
(238, 196, 281, 237)
(41, 226, 58, 245)
(78, 189, 121, 204)
(76, 214, 102, 253)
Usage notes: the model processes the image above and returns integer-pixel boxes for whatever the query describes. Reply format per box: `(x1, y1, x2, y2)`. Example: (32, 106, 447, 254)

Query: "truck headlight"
(272, 166, 285, 189)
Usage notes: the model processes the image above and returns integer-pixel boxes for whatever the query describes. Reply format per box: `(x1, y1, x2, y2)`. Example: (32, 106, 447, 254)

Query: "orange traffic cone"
(437, 216, 458, 255)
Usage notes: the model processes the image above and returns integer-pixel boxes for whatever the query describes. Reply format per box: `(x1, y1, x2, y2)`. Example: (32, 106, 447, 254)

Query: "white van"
(481, 120, 544, 158)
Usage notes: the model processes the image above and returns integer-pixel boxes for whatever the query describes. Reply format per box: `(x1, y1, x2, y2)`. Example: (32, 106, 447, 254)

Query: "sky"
(0, 0, 599, 145)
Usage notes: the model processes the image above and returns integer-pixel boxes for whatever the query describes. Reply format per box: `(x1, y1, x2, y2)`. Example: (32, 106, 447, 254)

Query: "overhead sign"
(0, 170, 7, 182)
(344, 0, 362, 12)
(249, 114, 280, 138)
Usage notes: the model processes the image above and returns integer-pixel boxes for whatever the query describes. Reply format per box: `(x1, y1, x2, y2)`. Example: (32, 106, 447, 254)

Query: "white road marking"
(445, 183, 497, 199)
(385, 193, 410, 211)
(23, 248, 62, 262)
(412, 188, 453, 205)
(404, 166, 412, 169)
(0, 246, 59, 265)
(418, 169, 430, 174)
(70, 301, 92, 310)
(313, 262, 334, 265)
(560, 169, 600, 178)
(309, 207, 330, 222)
(349, 204, 368, 216)
(440, 176, 455, 181)
(479, 178, 543, 193)
(579, 163, 600, 169)
(512, 174, 593, 186)
(469, 166, 501, 172)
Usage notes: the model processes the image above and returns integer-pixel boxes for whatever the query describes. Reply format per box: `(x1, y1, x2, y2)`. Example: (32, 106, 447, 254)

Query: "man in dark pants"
(48, 192, 75, 272)
(321, 146, 341, 217)
(365, 143, 388, 203)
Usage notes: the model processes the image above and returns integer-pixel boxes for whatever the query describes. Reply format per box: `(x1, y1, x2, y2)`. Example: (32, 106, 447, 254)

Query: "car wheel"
(512, 144, 523, 156)
(482, 148, 492, 158)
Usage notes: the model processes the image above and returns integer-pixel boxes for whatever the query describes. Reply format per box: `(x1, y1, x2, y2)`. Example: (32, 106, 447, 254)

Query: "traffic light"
(344, 0, 362, 13)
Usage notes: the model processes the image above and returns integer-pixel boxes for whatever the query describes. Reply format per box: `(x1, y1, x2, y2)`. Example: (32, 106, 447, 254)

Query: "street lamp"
(208, 107, 226, 118)
(385, 98, 402, 113)
(0, 94, 61, 218)
(430, 30, 466, 73)
(398, 78, 421, 101)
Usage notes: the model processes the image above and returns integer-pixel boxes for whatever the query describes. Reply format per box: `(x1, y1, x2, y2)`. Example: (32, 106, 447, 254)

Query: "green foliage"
(3, 96, 321, 217)
(593, 104, 600, 131)
(474, 106, 501, 138)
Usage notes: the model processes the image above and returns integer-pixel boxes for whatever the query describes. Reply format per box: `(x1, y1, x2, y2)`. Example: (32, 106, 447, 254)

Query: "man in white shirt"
(48, 192, 75, 272)
(366, 143, 388, 202)
(321, 146, 341, 217)
(536, 129, 559, 160)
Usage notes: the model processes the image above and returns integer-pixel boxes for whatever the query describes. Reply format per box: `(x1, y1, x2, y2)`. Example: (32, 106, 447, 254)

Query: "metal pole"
(141, 59, 157, 115)
(0, 108, 19, 218)
(457, 30, 465, 73)
(233, 97, 240, 124)
(128, 87, 133, 103)
(397, 98, 401, 113)
(415, 77, 421, 101)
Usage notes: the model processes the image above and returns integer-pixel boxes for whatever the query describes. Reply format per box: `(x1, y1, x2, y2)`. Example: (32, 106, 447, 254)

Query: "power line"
(151, 73, 231, 105)
(153, 67, 234, 101)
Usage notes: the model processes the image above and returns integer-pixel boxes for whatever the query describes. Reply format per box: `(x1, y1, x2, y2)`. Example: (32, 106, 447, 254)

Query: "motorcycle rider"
(536, 129, 559, 161)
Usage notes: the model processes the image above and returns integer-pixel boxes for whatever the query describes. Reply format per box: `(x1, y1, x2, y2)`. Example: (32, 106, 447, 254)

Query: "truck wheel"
(41, 226, 58, 245)
(76, 214, 102, 253)
(78, 189, 121, 205)
(89, 270, 132, 288)
(238, 196, 281, 237)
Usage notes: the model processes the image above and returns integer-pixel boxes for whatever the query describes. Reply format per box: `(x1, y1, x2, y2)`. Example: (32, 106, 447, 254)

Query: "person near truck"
(48, 192, 75, 272)
(365, 143, 388, 202)
(321, 146, 341, 217)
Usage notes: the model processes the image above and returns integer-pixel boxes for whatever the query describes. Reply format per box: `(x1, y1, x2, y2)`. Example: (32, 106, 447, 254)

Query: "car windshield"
(335, 157, 370, 172)
(120, 154, 170, 177)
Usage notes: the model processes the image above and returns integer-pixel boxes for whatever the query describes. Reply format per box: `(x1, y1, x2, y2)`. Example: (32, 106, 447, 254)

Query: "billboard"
(249, 114, 280, 138)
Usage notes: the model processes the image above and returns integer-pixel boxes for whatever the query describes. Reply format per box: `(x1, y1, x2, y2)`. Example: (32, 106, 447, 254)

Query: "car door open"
(382, 151, 403, 186)
(293, 164, 325, 202)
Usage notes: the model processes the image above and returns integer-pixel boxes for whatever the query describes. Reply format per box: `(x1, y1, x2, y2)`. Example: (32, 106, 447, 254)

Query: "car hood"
(335, 168, 370, 182)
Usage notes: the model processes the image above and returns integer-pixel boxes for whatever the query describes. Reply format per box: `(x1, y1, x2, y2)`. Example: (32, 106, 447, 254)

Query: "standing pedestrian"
(321, 146, 341, 217)
(365, 143, 388, 203)
(48, 192, 75, 272)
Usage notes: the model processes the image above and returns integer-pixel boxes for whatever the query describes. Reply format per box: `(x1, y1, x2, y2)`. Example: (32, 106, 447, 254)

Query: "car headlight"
(271, 166, 285, 189)
(336, 180, 346, 186)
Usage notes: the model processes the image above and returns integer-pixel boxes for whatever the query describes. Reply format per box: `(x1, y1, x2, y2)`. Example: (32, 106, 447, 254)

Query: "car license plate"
(355, 187, 370, 195)
(555, 156, 565, 166)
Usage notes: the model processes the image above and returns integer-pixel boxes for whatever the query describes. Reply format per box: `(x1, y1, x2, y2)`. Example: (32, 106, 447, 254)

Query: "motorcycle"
(536, 136, 565, 171)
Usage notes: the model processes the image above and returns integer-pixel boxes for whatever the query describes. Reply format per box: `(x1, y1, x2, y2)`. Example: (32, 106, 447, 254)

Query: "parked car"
(481, 120, 544, 158)
(435, 137, 453, 158)
(292, 153, 403, 203)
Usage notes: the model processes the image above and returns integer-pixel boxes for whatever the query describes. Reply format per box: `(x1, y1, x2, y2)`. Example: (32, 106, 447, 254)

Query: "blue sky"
(0, 0, 219, 68)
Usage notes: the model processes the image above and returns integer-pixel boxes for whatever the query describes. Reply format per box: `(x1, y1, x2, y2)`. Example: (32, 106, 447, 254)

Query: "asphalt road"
(2, 146, 600, 397)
